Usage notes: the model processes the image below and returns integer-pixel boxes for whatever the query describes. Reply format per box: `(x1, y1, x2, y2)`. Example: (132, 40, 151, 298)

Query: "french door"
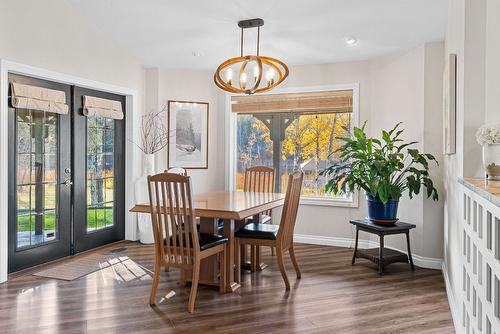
(8, 74, 125, 272)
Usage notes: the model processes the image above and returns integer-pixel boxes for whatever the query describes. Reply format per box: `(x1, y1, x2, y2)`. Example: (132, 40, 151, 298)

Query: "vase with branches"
(133, 107, 170, 244)
(130, 106, 170, 175)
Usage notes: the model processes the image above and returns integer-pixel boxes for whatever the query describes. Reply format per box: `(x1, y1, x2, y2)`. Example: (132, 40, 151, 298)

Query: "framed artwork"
(443, 53, 457, 155)
(167, 100, 209, 169)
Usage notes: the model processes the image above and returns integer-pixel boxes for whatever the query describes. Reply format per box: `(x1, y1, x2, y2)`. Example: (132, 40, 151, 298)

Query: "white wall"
(0, 0, 146, 282)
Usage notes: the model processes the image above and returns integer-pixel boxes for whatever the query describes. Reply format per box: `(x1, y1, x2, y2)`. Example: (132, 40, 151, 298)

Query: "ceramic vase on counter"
(134, 154, 156, 244)
(482, 144, 500, 180)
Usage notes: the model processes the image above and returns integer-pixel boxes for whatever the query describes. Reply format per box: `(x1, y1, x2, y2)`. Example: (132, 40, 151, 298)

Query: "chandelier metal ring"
(213, 19, 289, 95)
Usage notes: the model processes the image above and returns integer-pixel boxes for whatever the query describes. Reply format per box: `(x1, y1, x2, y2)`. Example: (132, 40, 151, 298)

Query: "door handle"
(62, 180, 73, 187)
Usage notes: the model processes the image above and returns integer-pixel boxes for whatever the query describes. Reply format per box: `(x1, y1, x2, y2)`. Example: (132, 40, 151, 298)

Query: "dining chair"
(148, 172, 227, 313)
(240, 166, 276, 270)
(235, 172, 303, 290)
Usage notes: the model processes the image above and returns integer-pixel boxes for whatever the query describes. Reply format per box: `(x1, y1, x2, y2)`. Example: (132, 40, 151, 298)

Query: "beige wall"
(485, 0, 500, 124)
(147, 44, 445, 261)
(444, 0, 500, 327)
(154, 68, 225, 194)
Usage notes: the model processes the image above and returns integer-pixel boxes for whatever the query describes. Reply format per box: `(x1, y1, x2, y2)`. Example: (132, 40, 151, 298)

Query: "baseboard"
(441, 261, 461, 333)
(294, 233, 443, 270)
(294, 233, 371, 249)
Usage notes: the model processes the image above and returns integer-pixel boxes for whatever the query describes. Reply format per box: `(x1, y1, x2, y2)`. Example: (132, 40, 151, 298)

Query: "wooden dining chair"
(148, 172, 227, 313)
(235, 172, 303, 290)
(242, 166, 276, 262)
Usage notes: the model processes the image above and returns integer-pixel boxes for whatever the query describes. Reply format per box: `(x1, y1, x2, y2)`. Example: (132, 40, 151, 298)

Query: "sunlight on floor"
(97, 256, 152, 284)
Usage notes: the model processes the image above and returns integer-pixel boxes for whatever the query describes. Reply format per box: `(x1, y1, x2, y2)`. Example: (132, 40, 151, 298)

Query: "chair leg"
(276, 248, 290, 290)
(271, 246, 275, 256)
(289, 246, 301, 279)
(149, 257, 161, 306)
(221, 245, 227, 292)
(188, 259, 200, 313)
(235, 240, 241, 284)
(251, 245, 257, 272)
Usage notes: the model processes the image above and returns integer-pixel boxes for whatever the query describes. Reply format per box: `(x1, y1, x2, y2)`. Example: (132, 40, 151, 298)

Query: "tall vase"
(134, 153, 156, 244)
(143, 154, 155, 176)
(482, 144, 500, 180)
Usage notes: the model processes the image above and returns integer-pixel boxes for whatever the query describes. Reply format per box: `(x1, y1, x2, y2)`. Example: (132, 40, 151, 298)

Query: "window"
(231, 87, 357, 204)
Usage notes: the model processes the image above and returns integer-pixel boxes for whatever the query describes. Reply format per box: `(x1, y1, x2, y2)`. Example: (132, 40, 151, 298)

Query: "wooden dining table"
(130, 190, 286, 292)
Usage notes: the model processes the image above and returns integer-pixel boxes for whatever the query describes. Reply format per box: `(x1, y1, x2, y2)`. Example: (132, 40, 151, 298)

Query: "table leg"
(379, 235, 384, 275)
(406, 231, 415, 271)
(352, 227, 359, 265)
(199, 217, 219, 285)
(222, 219, 240, 292)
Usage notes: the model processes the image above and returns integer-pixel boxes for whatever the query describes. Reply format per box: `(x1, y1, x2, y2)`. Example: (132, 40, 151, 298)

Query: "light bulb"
(226, 68, 233, 84)
(266, 69, 274, 81)
(240, 72, 247, 83)
(253, 66, 259, 82)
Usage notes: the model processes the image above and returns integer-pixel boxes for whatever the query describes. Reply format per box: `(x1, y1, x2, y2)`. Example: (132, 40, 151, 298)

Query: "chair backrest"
(166, 167, 188, 176)
(244, 166, 275, 193)
(277, 172, 303, 250)
(148, 172, 199, 267)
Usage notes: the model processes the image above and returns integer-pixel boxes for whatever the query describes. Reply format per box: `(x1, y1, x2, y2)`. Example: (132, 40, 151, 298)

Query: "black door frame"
(8, 74, 72, 272)
(72, 86, 126, 253)
(7, 75, 127, 272)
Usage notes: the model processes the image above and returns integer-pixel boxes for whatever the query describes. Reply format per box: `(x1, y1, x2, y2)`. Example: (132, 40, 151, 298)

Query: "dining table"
(130, 190, 286, 292)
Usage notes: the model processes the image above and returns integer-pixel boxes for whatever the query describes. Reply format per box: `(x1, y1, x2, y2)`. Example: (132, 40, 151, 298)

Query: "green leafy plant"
(320, 122, 439, 204)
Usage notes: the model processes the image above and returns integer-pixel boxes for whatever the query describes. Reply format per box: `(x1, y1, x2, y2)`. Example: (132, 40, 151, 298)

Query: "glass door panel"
(87, 116, 115, 232)
(15, 109, 59, 248)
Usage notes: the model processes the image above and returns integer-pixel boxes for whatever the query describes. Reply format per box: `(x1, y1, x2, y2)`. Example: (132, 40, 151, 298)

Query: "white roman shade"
(83, 95, 123, 120)
(10, 82, 69, 114)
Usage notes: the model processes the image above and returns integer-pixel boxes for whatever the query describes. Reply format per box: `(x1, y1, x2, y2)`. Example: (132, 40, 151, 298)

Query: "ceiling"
(68, 0, 448, 70)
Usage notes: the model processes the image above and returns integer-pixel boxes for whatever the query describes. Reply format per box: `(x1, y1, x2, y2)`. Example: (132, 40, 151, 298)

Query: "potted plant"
(320, 122, 439, 225)
(476, 124, 500, 180)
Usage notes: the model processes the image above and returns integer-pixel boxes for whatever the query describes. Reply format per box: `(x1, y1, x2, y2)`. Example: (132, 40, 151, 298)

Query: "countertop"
(459, 177, 500, 208)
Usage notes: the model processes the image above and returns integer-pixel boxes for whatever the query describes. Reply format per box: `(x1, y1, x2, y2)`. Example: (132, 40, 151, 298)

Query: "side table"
(350, 219, 416, 275)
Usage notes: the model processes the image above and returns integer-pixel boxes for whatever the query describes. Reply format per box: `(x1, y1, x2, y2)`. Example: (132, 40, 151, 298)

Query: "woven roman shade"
(83, 95, 123, 120)
(10, 82, 69, 114)
(231, 90, 353, 115)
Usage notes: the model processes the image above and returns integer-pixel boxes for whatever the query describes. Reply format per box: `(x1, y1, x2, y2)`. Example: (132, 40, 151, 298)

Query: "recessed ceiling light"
(192, 51, 203, 57)
(344, 36, 358, 46)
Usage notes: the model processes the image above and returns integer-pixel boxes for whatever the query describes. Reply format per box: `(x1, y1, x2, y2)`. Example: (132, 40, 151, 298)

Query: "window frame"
(225, 83, 360, 208)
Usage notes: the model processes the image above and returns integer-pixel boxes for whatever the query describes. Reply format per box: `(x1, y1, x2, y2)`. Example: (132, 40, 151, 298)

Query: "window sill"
(300, 196, 359, 208)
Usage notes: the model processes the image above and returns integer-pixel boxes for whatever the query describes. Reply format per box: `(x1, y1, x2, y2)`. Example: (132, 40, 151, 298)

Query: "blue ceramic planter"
(366, 193, 399, 221)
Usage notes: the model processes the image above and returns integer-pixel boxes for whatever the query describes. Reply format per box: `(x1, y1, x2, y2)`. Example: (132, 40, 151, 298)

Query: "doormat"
(33, 253, 115, 281)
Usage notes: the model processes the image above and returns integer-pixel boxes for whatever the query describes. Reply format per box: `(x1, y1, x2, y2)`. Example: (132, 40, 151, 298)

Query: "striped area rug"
(33, 253, 117, 281)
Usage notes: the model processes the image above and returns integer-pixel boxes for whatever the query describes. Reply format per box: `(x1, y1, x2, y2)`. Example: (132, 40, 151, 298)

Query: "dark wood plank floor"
(0, 242, 454, 333)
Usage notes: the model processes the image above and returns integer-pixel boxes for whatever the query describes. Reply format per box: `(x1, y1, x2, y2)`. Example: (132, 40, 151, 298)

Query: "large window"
(233, 88, 356, 202)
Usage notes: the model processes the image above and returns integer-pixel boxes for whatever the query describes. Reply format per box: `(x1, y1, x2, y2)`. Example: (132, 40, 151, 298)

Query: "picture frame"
(443, 53, 457, 155)
(167, 100, 209, 169)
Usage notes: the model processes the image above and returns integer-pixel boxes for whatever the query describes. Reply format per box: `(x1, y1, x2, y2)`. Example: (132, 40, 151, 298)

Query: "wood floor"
(0, 242, 454, 333)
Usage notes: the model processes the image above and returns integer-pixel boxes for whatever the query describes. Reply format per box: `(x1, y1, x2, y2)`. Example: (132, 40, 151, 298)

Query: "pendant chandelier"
(214, 18, 289, 95)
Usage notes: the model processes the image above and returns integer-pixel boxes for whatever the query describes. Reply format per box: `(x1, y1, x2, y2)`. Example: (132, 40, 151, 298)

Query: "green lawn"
(17, 208, 114, 232)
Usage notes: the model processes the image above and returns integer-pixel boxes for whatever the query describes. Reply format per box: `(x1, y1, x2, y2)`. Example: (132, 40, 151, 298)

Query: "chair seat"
(166, 233, 228, 251)
(235, 223, 279, 240)
(244, 214, 272, 225)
